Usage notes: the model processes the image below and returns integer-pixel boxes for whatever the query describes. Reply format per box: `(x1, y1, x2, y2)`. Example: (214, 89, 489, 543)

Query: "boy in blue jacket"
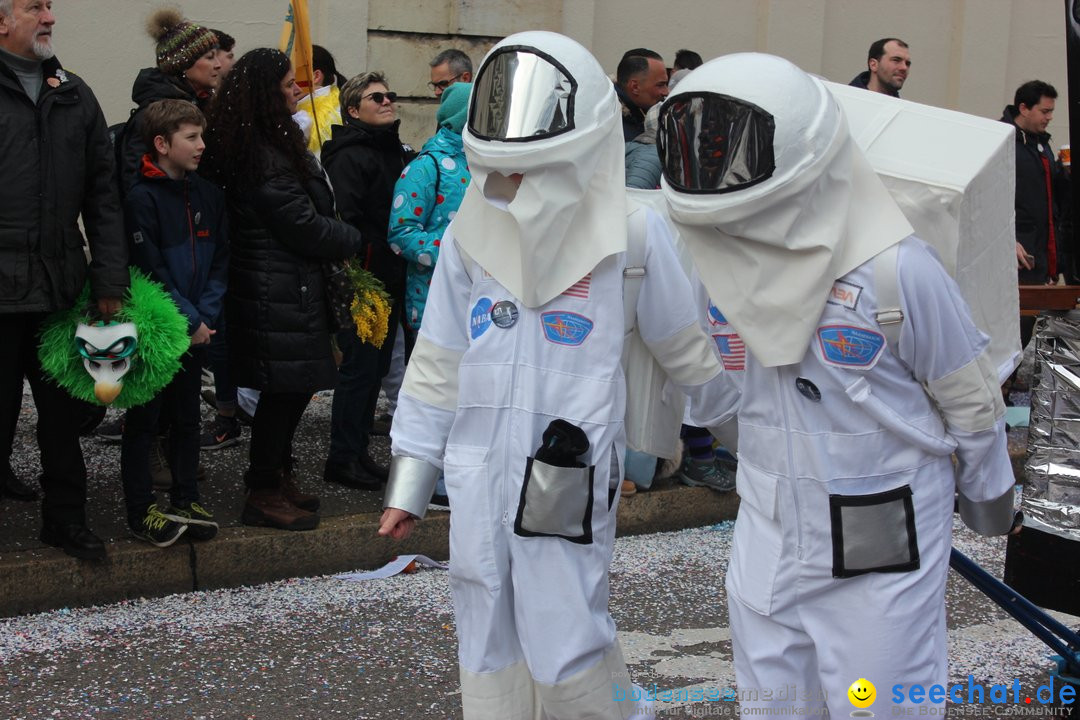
(121, 99, 228, 546)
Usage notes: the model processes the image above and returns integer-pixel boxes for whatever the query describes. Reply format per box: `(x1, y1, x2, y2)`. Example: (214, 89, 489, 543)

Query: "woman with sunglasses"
(321, 72, 414, 491)
(199, 49, 363, 531)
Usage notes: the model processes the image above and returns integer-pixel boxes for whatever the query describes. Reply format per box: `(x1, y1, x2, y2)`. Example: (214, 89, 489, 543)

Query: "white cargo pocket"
(727, 463, 783, 615)
(444, 445, 501, 592)
(513, 457, 595, 545)
(829, 485, 920, 578)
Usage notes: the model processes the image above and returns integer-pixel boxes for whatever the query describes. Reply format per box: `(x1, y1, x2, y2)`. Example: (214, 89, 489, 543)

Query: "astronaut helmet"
(464, 30, 618, 173)
(454, 31, 627, 309)
(657, 52, 840, 213)
(74, 320, 139, 404)
(656, 53, 911, 368)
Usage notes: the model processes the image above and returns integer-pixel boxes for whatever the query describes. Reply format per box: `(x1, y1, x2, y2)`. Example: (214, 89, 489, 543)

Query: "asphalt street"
(2, 520, 1077, 719)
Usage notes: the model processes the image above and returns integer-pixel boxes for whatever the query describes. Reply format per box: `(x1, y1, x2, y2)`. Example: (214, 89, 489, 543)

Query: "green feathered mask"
(38, 268, 191, 408)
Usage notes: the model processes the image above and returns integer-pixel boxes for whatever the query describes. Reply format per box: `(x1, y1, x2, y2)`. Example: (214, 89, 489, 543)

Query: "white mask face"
(74, 322, 139, 404)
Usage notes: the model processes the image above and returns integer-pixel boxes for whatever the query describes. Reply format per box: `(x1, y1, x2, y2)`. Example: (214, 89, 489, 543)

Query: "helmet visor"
(658, 92, 776, 194)
(469, 47, 576, 142)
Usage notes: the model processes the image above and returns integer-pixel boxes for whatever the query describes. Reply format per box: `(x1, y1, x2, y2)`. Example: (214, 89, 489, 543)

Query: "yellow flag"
(279, 0, 315, 92)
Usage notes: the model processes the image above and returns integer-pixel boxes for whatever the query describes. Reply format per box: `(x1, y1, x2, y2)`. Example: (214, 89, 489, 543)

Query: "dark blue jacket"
(1001, 105, 1069, 284)
(124, 155, 228, 332)
(848, 70, 900, 98)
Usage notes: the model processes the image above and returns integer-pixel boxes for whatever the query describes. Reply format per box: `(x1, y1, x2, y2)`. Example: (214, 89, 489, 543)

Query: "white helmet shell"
(453, 31, 628, 308)
(660, 53, 912, 367)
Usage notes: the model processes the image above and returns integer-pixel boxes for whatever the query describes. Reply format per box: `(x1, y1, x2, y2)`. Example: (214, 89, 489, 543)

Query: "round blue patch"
(470, 297, 493, 339)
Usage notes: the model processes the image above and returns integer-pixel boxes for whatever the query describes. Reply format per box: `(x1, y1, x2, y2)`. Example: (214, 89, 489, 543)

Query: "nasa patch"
(816, 325, 885, 369)
(826, 279, 862, 311)
(470, 297, 493, 339)
(540, 311, 593, 346)
(707, 301, 728, 326)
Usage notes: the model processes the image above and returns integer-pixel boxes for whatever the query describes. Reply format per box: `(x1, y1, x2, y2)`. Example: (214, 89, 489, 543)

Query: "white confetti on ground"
(2, 523, 1077, 719)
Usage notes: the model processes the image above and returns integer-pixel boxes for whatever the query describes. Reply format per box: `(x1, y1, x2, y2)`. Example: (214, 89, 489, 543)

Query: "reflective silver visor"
(469, 48, 575, 141)
(658, 93, 775, 194)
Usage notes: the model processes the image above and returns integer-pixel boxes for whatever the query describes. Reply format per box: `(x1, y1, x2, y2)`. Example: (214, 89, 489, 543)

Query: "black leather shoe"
(323, 459, 382, 491)
(40, 523, 107, 561)
(357, 452, 389, 481)
(1, 472, 38, 502)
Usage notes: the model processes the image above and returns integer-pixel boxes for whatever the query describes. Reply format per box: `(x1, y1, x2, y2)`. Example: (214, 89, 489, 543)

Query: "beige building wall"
(56, 0, 1069, 149)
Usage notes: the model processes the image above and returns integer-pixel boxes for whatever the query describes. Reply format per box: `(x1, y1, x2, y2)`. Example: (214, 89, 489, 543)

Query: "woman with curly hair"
(200, 48, 362, 531)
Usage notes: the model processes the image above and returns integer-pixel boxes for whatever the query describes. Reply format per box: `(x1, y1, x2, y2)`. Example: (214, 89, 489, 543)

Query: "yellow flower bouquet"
(345, 262, 392, 348)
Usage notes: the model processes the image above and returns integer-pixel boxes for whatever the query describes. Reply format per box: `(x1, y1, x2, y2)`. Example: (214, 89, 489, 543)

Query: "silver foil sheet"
(1024, 311, 1080, 541)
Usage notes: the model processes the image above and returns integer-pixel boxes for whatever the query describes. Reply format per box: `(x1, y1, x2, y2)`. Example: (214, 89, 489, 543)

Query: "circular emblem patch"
(490, 300, 519, 329)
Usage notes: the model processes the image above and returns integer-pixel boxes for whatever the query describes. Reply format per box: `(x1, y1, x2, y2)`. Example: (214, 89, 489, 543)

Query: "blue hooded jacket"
(124, 155, 228, 332)
(387, 123, 470, 329)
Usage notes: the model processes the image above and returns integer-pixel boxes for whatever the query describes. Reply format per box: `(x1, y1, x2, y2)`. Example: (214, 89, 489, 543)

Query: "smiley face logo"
(848, 678, 876, 712)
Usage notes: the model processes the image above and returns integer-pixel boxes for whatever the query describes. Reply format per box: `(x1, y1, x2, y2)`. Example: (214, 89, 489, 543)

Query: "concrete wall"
(55, 0, 1070, 149)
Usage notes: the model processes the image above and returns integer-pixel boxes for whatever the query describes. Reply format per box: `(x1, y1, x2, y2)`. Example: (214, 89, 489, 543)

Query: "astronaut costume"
(382, 33, 738, 720)
(658, 55, 1015, 716)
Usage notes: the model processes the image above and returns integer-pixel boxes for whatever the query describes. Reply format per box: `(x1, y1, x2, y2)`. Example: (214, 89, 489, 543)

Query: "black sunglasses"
(362, 91, 398, 104)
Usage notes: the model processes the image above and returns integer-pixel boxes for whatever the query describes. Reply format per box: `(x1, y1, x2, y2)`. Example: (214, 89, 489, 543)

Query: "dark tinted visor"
(468, 47, 576, 142)
(658, 92, 776, 194)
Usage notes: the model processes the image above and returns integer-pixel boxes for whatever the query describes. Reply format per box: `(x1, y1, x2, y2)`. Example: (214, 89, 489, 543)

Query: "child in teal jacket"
(387, 82, 471, 332)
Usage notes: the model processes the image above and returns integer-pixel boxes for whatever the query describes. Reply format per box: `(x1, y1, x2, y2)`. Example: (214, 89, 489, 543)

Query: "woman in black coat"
(201, 49, 362, 531)
(319, 72, 411, 490)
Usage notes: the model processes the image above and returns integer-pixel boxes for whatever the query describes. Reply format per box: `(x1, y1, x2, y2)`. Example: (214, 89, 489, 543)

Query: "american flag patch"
(562, 274, 591, 299)
(713, 333, 745, 371)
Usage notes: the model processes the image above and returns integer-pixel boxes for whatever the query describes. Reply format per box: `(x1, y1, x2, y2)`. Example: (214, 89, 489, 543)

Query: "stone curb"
(0, 483, 738, 618)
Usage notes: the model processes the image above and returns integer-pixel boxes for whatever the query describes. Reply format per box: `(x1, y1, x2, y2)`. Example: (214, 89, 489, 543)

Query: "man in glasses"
(658, 53, 1013, 717)
(379, 30, 737, 720)
(428, 47, 472, 98)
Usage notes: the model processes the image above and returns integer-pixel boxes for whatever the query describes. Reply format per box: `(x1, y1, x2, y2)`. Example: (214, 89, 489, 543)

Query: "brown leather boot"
(241, 486, 319, 531)
(282, 457, 320, 512)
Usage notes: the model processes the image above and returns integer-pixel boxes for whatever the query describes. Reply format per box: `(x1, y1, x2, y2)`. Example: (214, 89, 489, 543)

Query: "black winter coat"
(848, 70, 900, 97)
(225, 150, 362, 393)
(0, 55, 128, 312)
(614, 82, 647, 142)
(119, 68, 210, 195)
(320, 118, 411, 301)
(1001, 105, 1069, 284)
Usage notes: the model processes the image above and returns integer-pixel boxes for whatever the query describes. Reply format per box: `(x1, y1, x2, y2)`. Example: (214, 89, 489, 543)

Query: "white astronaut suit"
(658, 55, 1016, 716)
(381, 32, 739, 720)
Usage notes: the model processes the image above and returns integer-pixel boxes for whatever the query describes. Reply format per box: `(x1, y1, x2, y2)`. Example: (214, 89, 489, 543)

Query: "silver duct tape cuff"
(383, 456, 442, 520)
(958, 489, 1015, 536)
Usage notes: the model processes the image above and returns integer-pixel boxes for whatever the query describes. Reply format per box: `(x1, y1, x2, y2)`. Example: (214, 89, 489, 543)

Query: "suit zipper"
(503, 309, 522, 527)
(778, 367, 804, 560)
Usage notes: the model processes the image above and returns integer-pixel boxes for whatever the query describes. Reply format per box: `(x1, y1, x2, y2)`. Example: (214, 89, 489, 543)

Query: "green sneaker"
(677, 457, 736, 493)
(164, 501, 219, 540)
(131, 504, 187, 547)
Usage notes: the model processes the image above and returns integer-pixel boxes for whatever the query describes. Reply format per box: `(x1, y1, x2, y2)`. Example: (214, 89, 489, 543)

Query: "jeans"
(120, 348, 203, 525)
(246, 391, 311, 489)
(327, 301, 401, 464)
(0, 313, 89, 525)
(206, 316, 237, 412)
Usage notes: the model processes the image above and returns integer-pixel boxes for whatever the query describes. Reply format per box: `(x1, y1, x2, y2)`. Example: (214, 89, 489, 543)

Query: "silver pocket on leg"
(829, 485, 920, 578)
(514, 457, 595, 544)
